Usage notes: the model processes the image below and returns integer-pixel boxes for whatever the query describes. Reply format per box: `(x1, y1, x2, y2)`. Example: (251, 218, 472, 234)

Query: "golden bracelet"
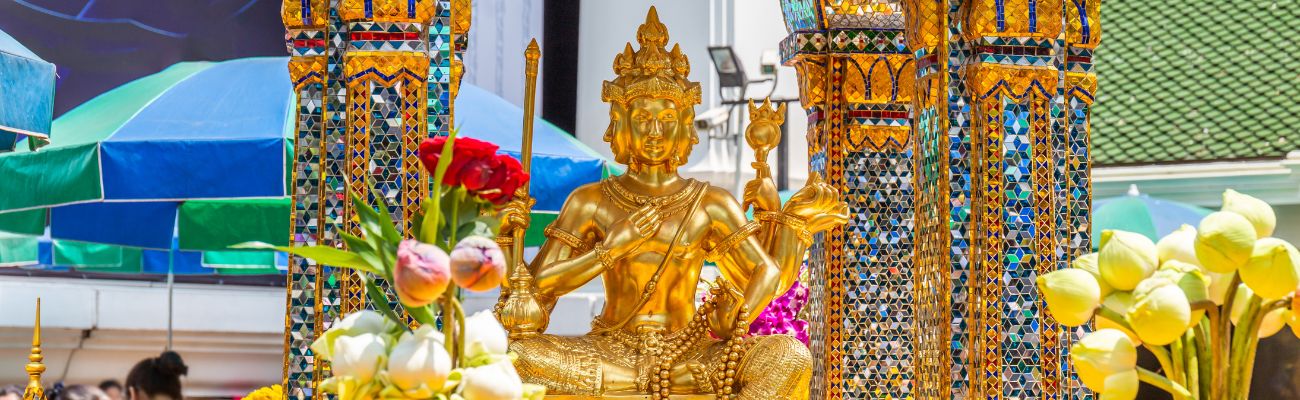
(495, 236, 514, 247)
(705, 220, 763, 261)
(544, 225, 592, 253)
(758, 211, 813, 246)
(594, 243, 618, 268)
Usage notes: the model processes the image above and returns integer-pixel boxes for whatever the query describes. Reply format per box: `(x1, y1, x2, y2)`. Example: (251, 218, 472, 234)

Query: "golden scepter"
(499, 39, 547, 339)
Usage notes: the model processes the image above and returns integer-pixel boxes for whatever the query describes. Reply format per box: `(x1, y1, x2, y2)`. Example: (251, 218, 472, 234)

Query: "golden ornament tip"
(525, 38, 540, 62)
(23, 298, 45, 400)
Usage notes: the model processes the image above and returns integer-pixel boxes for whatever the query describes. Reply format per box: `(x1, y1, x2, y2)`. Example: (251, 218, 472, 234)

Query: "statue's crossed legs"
(511, 333, 811, 400)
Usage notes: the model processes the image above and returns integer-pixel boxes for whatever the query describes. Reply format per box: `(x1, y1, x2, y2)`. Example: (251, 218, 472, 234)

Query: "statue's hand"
(498, 196, 534, 237)
(742, 175, 780, 213)
(782, 173, 849, 233)
(603, 204, 662, 254)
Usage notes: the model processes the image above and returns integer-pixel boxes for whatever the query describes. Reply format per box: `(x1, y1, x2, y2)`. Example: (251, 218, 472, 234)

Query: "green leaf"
(420, 195, 440, 245)
(360, 272, 407, 328)
(349, 191, 390, 249)
(406, 304, 440, 326)
(457, 219, 498, 239)
(339, 232, 385, 274)
(232, 242, 379, 275)
(364, 177, 404, 245)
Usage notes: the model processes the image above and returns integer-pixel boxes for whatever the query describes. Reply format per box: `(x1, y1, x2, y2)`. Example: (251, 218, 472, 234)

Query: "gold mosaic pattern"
(282, 0, 329, 28)
(964, 0, 1063, 40)
(339, 0, 437, 23)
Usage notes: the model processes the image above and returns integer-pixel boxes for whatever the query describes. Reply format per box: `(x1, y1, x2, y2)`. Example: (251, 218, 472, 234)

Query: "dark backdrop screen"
(0, 0, 285, 117)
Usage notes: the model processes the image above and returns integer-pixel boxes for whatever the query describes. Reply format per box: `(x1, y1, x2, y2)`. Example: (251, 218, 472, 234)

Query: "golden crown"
(601, 7, 702, 107)
(748, 99, 787, 125)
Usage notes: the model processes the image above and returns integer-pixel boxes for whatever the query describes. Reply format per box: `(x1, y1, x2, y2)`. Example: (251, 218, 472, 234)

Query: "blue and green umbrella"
(1092, 186, 1214, 247)
(0, 57, 611, 272)
(0, 28, 56, 152)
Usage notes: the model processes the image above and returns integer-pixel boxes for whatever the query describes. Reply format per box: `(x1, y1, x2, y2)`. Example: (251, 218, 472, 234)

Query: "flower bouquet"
(242, 132, 543, 400)
(1039, 190, 1298, 400)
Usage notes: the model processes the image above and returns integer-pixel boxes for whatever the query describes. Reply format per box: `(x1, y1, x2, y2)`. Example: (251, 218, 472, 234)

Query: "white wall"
(462, 0, 545, 111)
(731, 1, 809, 183)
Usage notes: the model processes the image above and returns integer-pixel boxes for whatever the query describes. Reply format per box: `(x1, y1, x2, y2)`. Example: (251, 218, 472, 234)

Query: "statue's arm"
(530, 186, 606, 299)
(704, 188, 784, 326)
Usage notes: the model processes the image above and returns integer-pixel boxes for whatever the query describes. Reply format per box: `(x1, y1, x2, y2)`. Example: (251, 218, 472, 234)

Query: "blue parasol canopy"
(0, 28, 56, 151)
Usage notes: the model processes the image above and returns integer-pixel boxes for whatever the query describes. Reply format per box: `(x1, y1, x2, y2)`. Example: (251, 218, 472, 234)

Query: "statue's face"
(627, 97, 684, 166)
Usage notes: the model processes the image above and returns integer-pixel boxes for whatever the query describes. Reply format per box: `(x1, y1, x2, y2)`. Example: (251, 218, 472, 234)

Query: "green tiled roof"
(1092, 0, 1300, 166)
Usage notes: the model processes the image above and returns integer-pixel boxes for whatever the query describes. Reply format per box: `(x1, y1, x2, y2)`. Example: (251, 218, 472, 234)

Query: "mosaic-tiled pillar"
(337, 0, 437, 316)
(1063, 2, 1101, 399)
(281, 1, 466, 398)
(779, 2, 917, 398)
(281, 2, 330, 398)
(902, 0, 1101, 398)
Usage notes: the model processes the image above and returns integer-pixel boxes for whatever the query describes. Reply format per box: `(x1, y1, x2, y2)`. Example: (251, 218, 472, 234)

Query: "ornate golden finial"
(601, 7, 702, 107)
(747, 98, 787, 125)
(22, 298, 44, 400)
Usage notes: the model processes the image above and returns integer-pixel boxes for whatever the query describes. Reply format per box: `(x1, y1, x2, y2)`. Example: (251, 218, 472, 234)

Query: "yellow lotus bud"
(1127, 279, 1192, 345)
(1099, 370, 1140, 400)
(1073, 252, 1114, 298)
(1222, 189, 1276, 237)
(1157, 225, 1201, 267)
(1071, 329, 1137, 392)
(1240, 238, 1300, 301)
(1156, 261, 1211, 327)
(1037, 269, 1102, 327)
(1099, 230, 1159, 291)
(1206, 270, 1234, 305)
(1195, 212, 1258, 273)
(1258, 308, 1288, 338)
(1098, 292, 1142, 344)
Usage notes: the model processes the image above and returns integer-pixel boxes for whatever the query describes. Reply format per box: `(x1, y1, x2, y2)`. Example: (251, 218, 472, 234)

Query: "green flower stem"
(1204, 306, 1225, 400)
(1194, 319, 1213, 400)
(1183, 332, 1199, 400)
(451, 295, 467, 365)
(1228, 295, 1260, 400)
(1146, 344, 1178, 385)
(1238, 299, 1289, 400)
(1218, 274, 1242, 399)
(1170, 334, 1186, 386)
(1138, 367, 1194, 400)
(442, 284, 458, 367)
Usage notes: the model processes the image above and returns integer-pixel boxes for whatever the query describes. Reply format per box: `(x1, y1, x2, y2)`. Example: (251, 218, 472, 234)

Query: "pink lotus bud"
(395, 240, 452, 308)
(451, 236, 507, 292)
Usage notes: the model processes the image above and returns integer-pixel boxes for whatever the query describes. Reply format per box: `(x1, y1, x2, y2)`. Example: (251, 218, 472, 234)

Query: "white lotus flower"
(1240, 238, 1300, 301)
(1195, 212, 1257, 273)
(1099, 230, 1159, 291)
(464, 310, 509, 361)
(387, 325, 452, 393)
(331, 333, 387, 383)
(1037, 269, 1102, 327)
(1071, 329, 1137, 392)
(1099, 370, 1140, 400)
(1222, 189, 1276, 237)
(1156, 225, 1201, 267)
(459, 361, 525, 400)
(1073, 253, 1114, 298)
(1127, 278, 1192, 345)
(311, 311, 397, 360)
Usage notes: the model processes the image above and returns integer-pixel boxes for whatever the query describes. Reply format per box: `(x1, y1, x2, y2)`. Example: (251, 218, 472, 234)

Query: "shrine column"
(779, 1, 918, 398)
(904, 0, 1102, 399)
(281, 1, 468, 398)
(281, 2, 330, 398)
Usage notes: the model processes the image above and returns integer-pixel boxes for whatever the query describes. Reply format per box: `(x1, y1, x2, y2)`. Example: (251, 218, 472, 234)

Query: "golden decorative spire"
(600, 6, 702, 107)
(22, 298, 44, 400)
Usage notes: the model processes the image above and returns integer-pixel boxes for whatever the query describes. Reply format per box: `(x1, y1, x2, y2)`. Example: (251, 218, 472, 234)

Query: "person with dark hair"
(52, 385, 110, 400)
(124, 351, 188, 400)
(98, 380, 123, 400)
(0, 385, 23, 400)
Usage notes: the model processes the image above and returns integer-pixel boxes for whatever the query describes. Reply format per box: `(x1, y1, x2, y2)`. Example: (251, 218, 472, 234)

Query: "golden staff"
(498, 39, 547, 339)
(513, 38, 540, 274)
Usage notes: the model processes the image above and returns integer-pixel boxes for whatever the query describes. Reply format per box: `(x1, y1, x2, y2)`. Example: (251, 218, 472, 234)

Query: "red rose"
(480, 154, 529, 205)
(459, 156, 501, 191)
(417, 136, 499, 187)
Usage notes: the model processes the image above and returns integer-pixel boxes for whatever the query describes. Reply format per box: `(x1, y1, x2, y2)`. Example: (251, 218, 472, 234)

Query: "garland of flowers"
(241, 131, 543, 400)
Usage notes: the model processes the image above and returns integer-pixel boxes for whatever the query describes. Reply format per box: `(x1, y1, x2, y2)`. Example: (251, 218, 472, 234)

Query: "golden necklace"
(601, 177, 700, 214)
